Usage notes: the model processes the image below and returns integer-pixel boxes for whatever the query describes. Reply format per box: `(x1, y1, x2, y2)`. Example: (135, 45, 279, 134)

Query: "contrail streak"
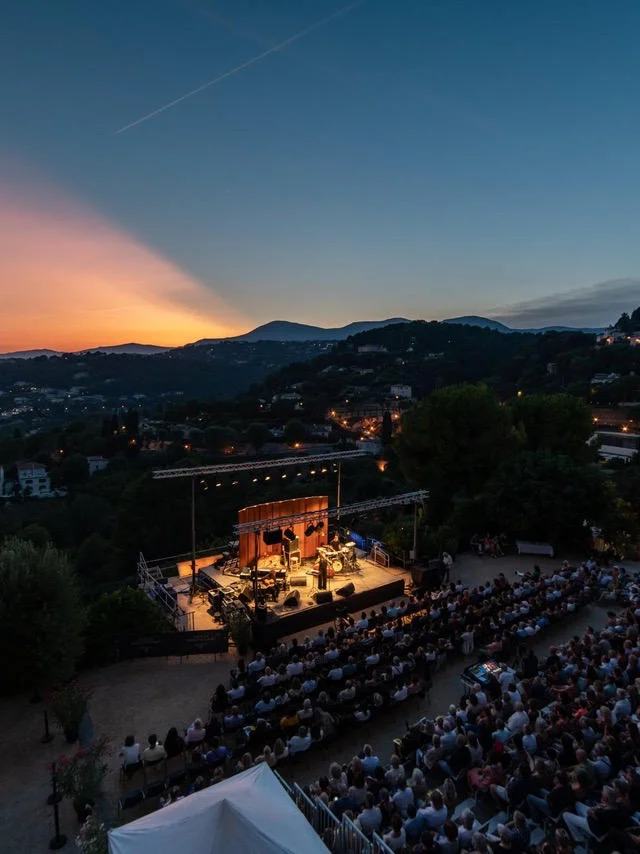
(114, 0, 366, 135)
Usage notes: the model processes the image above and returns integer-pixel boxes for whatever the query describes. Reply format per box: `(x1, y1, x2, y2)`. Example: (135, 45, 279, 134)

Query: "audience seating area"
(116, 558, 640, 854)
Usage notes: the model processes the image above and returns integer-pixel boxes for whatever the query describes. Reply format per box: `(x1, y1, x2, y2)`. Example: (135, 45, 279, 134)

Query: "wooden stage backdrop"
(238, 495, 329, 568)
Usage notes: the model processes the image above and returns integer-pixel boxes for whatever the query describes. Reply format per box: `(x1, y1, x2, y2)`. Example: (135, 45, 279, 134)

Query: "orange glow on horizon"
(0, 178, 247, 352)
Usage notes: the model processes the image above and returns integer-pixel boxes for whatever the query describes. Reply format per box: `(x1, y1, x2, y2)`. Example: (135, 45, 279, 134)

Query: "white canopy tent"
(108, 763, 329, 854)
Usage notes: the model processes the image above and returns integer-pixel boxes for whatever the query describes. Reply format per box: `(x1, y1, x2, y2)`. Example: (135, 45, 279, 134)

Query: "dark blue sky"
(2, 0, 640, 344)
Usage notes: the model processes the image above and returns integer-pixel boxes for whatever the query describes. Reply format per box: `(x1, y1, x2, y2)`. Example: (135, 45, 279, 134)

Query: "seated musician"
(330, 534, 341, 551)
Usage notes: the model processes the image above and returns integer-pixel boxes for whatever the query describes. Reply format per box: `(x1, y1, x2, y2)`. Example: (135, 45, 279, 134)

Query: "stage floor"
(167, 555, 411, 633)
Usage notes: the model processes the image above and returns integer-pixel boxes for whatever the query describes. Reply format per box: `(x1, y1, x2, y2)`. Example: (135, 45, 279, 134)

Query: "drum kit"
(317, 541, 359, 576)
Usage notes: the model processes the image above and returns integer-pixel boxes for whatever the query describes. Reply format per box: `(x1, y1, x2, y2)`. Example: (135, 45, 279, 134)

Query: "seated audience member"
(143, 733, 167, 763)
(383, 815, 407, 852)
(163, 727, 185, 759)
(185, 718, 206, 745)
(119, 735, 141, 777)
(288, 725, 312, 755)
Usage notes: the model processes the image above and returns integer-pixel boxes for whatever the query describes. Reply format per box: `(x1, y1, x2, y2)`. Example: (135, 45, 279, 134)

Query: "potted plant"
(48, 682, 92, 743)
(75, 811, 108, 854)
(57, 736, 111, 822)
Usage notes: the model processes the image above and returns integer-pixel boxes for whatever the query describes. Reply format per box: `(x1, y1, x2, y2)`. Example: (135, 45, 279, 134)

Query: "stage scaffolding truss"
(151, 450, 369, 480)
(233, 490, 428, 536)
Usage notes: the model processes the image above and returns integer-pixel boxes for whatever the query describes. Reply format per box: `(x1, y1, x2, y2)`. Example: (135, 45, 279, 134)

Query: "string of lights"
(151, 449, 369, 480)
(233, 490, 428, 535)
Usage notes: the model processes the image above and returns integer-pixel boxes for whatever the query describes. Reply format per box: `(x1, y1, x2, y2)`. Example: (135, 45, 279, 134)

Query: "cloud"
(0, 173, 246, 351)
(492, 278, 640, 328)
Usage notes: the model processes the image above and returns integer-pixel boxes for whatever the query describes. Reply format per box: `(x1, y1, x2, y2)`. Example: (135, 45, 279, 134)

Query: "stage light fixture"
(215, 481, 222, 487)
(265, 475, 271, 481)
(296, 471, 302, 477)
(304, 524, 316, 537)
(310, 469, 317, 475)
(315, 521, 325, 532)
(321, 467, 328, 473)
(281, 473, 287, 479)
(284, 528, 296, 540)
(252, 477, 258, 483)
(232, 480, 239, 486)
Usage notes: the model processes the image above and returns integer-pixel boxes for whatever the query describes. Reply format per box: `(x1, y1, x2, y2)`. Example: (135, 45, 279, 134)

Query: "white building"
(16, 462, 52, 498)
(357, 344, 387, 354)
(87, 455, 109, 476)
(390, 384, 413, 399)
(592, 372, 621, 385)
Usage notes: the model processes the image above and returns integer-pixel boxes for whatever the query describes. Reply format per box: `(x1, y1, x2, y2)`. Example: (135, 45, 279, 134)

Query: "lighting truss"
(152, 449, 369, 480)
(234, 490, 428, 535)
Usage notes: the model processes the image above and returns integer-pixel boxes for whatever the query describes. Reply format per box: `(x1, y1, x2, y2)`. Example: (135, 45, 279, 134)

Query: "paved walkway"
(0, 552, 628, 852)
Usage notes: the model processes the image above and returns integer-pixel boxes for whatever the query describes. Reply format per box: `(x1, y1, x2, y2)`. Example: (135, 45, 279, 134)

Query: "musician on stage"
(330, 533, 341, 552)
(318, 554, 328, 590)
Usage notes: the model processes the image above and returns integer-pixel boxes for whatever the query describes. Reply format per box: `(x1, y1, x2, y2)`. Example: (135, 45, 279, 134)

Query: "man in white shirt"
(357, 793, 382, 836)
(254, 693, 276, 714)
(361, 745, 380, 775)
(418, 790, 447, 830)
(257, 667, 277, 688)
(247, 652, 266, 674)
(143, 734, 167, 763)
(328, 665, 344, 681)
(392, 779, 414, 817)
(286, 656, 304, 677)
(288, 725, 312, 755)
(507, 702, 529, 733)
(227, 682, 245, 701)
(355, 612, 369, 630)
(472, 684, 488, 706)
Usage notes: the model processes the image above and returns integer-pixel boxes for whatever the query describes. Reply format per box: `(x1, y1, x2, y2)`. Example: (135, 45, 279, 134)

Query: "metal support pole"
(48, 763, 67, 849)
(41, 709, 53, 744)
(190, 476, 196, 603)
(412, 502, 418, 561)
(336, 462, 342, 522)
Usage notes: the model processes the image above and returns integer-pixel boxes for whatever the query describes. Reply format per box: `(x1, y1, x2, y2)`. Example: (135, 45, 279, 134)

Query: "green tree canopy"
(84, 587, 168, 665)
(482, 450, 629, 549)
(395, 383, 515, 522)
(244, 422, 272, 451)
(0, 538, 85, 693)
(283, 419, 307, 446)
(508, 393, 595, 462)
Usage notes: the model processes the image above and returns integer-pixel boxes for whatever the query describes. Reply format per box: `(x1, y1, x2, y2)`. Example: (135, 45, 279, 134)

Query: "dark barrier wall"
(250, 578, 405, 648)
(119, 629, 229, 660)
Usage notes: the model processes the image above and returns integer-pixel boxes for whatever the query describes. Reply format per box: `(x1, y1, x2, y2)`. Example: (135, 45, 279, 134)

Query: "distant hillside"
(0, 343, 170, 359)
(443, 315, 604, 335)
(194, 318, 410, 345)
(80, 343, 170, 355)
(443, 316, 513, 333)
(0, 348, 60, 360)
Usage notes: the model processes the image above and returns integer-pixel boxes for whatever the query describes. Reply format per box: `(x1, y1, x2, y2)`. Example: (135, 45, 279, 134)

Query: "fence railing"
(371, 832, 395, 854)
(276, 774, 388, 854)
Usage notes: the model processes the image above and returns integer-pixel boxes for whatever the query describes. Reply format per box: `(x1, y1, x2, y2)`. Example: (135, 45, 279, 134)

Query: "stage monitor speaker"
(283, 536, 300, 554)
(238, 585, 254, 603)
(290, 575, 307, 587)
(336, 581, 355, 598)
(314, 590, 333, 604)
(411, 564, 442, 591)
(283, 589, 300, 608)
(263, 529, 283, 545)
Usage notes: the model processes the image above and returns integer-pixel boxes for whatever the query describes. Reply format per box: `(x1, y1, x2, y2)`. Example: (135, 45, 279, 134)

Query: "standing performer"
(318, 554, 328, 590)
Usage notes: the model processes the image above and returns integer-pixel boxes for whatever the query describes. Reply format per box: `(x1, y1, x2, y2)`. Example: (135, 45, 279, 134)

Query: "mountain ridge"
(0, 315, 607, 358)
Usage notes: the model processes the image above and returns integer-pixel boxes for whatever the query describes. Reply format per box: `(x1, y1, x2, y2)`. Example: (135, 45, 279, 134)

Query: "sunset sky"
(2, 0, 640, 351)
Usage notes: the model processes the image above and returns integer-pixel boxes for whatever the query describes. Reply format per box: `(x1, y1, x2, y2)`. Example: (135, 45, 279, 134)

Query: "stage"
(167, 555, 409, 645)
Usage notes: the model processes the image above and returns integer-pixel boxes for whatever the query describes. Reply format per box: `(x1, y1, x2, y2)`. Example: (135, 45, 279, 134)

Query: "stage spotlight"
(281, 473, 287, 479)
(310, 469, 317, 475)
(215, 481, 222, 487)
(321, 467, 327, 473)
(252, 477, 258, 483)
(304, 524, 316, 537)
(296, 471, 302, 477)
(315, 521, 325, 532)
(232, 480, 239, 486)
(265, 475, 271, 481)
(284, 528, 296, 541)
